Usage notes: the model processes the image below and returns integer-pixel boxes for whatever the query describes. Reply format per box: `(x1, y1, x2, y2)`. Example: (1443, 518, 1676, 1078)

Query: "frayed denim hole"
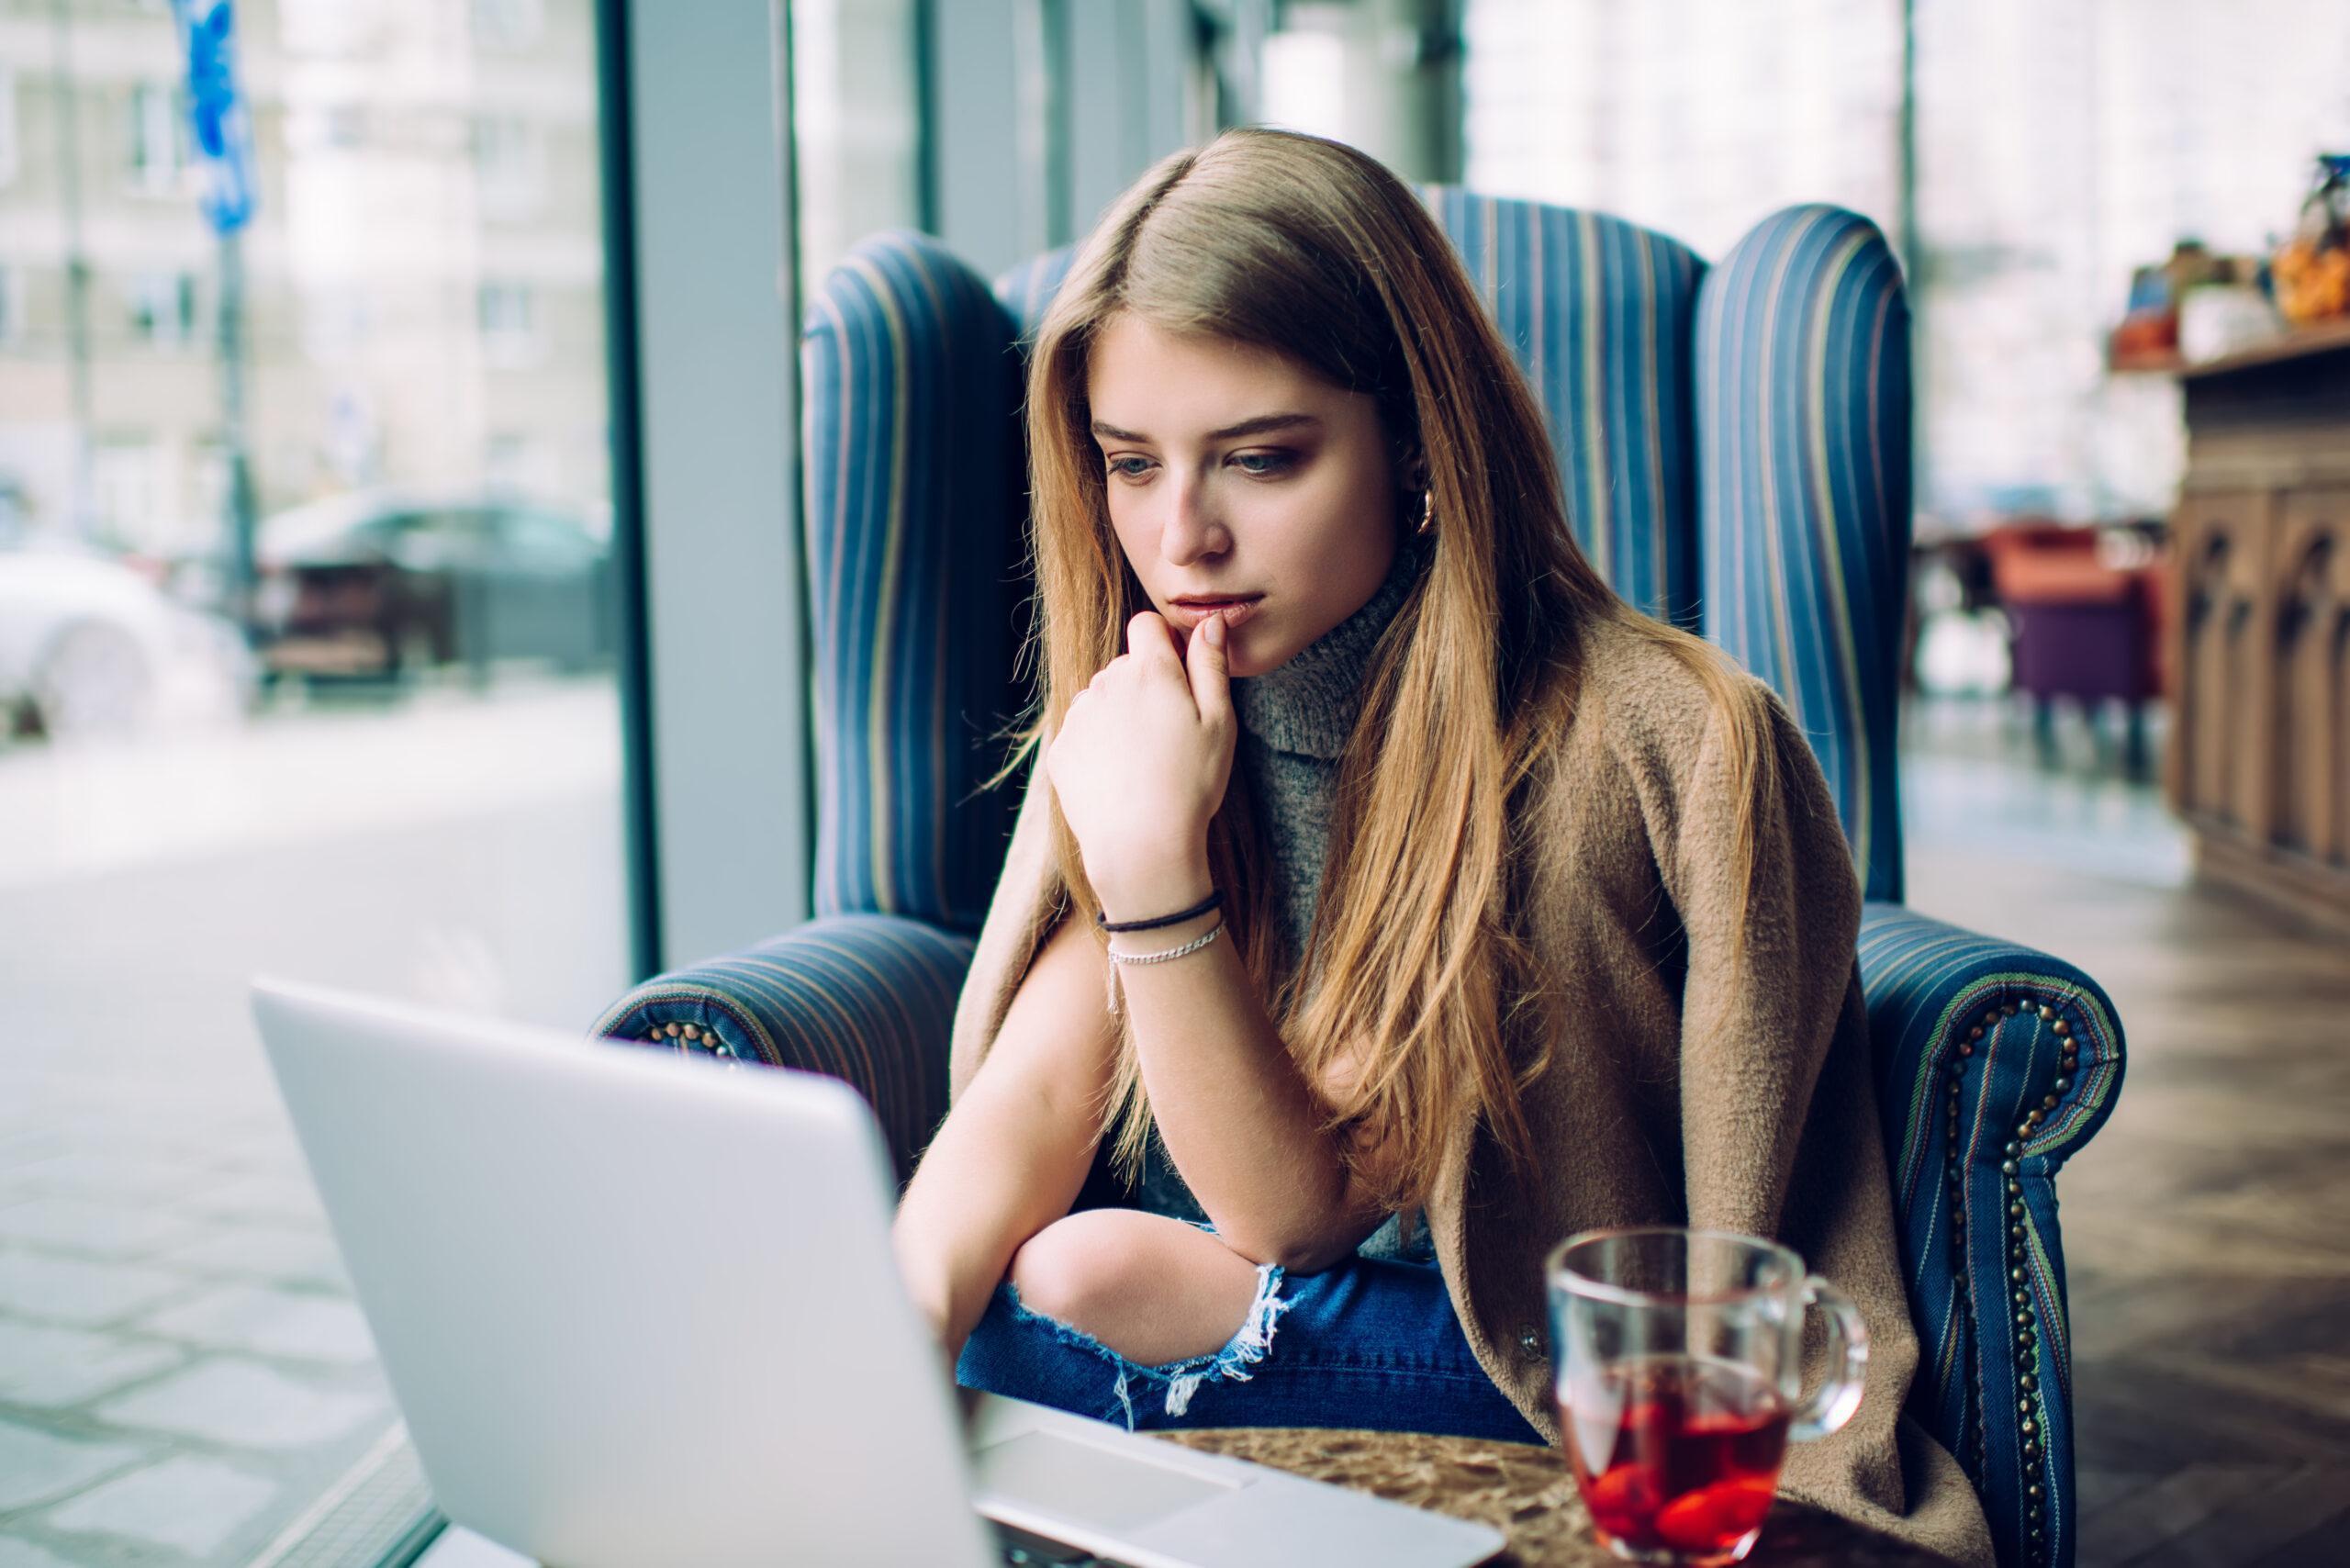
(996, 1267, 1296, 1426)
(999, 1282, 1216, 1430)
(1164, 1261, 1292, 1418)
(1000, 1282, 1122, 1357)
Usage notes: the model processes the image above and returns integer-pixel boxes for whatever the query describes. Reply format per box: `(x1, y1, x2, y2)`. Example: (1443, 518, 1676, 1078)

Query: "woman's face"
(1085, 313, 1403, 679)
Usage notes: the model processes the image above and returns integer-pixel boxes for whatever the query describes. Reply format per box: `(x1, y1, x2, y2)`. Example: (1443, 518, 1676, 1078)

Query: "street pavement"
(0, 679, 630, 1565)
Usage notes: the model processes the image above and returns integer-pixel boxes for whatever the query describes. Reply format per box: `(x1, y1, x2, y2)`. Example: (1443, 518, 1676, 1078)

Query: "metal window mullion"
(605, 0, 810, 977)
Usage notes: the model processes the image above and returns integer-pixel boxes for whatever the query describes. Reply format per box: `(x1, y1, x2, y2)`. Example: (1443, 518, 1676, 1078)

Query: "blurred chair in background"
(1981, 521, 2168, 777)
(594, 196, 2125, 1568)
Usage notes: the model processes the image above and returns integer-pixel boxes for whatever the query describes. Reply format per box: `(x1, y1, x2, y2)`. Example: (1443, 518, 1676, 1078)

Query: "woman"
(891, 128, 1991, 1564)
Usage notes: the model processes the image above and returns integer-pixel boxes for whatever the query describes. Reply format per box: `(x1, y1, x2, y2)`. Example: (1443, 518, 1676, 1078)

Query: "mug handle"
(1788, 1274, 1871, 1442)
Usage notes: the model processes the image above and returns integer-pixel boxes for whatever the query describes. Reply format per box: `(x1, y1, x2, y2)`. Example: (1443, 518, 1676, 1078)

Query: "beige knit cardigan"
(947, 614, 1995, 1567)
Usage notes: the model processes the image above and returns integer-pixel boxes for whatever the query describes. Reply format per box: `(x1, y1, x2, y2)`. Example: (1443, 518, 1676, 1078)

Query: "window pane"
(0, 1, 629, 1559)
(1465, 0, 1905, 259)
(1463, 0, 2350, 527)
(790, 0, 923, 305)
(1915, 0, 2350, 521)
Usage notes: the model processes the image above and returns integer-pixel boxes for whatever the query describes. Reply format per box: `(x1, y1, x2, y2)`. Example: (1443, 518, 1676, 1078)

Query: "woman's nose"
(1159, 474, 1228, 565)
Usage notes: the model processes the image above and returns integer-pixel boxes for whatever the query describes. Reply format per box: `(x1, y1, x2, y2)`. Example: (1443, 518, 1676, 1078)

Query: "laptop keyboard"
(990, 1520, 1114, 1565)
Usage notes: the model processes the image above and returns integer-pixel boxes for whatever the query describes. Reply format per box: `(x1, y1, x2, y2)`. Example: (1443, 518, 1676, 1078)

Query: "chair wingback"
(1420, 189, 1709, 630)
(800, 230, 1030, 930)
(994, 247, 1078, 346)
(1695, 205, 1913, 904)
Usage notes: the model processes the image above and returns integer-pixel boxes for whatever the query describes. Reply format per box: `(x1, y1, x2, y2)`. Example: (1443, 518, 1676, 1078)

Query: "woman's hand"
(1046, 610, 1235, 917)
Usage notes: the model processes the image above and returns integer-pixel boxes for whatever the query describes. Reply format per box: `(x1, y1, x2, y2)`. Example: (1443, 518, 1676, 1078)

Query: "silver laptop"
(250, 979, 1506, 1568)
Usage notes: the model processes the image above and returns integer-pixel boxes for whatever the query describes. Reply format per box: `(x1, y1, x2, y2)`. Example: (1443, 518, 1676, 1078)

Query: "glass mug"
(1547, 1227, 1869, 1567)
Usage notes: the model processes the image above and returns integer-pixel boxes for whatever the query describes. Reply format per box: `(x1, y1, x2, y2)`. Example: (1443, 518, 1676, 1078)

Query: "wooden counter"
(2167, 323, 2350, 928)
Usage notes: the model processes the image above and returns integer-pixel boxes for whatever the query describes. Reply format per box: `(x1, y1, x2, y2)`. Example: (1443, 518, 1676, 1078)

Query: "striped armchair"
(593, 195, 2123, 1568)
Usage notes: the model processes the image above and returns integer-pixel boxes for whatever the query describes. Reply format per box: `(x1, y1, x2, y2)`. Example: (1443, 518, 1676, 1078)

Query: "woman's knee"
(1006, 1210, 1260, 1364)
(1006, 1211, 1157, 1329)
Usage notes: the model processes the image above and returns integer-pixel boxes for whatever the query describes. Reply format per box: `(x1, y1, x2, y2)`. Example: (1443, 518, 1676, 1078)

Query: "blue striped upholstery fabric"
(801, 230, 1029, 931)
(591, 914, 974, 1185)
(1419, 188, 1708, 628)
(993, 246, 1078, 345)
(1859, 902, 2126, 1568)
(1695, 206, 1913, 905)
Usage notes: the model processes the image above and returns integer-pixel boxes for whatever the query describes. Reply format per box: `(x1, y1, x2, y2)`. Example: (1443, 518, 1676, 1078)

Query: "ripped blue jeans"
(955, 1247, 1544, 1444)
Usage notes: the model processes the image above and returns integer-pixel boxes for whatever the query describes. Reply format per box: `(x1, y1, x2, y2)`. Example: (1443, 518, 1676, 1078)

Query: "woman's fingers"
(1126, 611, 1181, 666)
(1186, 610, 1231, 723)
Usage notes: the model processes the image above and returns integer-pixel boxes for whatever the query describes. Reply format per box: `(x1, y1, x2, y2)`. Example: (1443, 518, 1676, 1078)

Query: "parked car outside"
(251, 488, 615, 685)
(0, 535, 257, 741)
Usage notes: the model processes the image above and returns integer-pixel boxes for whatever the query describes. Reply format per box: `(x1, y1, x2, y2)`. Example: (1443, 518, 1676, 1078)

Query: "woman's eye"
(1104, 452, 1292, 480)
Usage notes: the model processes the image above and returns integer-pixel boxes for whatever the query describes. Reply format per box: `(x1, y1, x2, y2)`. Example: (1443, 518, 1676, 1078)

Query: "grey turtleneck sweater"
(1131, 540, 1435, 1263)
(1231, 539, 1422, 968)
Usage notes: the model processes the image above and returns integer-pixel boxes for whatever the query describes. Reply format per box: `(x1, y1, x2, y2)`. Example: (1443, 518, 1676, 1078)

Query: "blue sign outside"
(172, 0, 256, 234)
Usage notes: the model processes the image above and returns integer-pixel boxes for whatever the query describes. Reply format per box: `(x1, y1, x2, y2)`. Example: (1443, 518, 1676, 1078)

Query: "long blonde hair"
(1011, 128, 1774, 1209)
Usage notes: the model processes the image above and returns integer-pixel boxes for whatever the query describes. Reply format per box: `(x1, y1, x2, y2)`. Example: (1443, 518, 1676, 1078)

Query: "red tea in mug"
(1561, 1356, 1789, 1562)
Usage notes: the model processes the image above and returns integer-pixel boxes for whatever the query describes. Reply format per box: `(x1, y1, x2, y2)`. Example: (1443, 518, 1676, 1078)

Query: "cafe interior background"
(0, 1, 2345, 1563)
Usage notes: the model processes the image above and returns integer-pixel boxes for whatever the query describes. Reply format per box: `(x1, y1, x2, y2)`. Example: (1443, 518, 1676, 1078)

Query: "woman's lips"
(1164, 596, 1263, 632)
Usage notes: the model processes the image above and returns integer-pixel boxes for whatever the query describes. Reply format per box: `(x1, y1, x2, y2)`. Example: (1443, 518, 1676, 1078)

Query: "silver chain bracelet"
(1106, 918, 1225, 966)
(1103, 918, 1225, 1015)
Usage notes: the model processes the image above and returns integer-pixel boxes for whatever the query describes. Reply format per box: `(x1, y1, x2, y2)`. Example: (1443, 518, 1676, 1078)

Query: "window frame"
(593, 0, 810, 977)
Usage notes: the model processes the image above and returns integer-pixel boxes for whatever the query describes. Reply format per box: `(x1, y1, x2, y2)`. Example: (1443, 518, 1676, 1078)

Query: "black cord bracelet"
(1096, 889, 1223, 933)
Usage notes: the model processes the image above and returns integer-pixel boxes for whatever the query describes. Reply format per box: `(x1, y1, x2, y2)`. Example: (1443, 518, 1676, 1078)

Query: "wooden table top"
(1149, 1428, 1953, 1567)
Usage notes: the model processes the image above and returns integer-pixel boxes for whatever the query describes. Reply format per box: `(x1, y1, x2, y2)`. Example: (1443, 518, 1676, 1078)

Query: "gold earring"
(1416, 489, 1435, 537)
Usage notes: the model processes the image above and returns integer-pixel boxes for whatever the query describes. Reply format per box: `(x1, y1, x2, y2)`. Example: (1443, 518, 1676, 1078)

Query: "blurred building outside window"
(193, 432, 231, 527)
(0, 64, 19, 187)
(129, 267, 204, 349)
(473, 0, 547, 52)
(789, 0, 924, 309)
(0, 1, 628, 1558)
(129, 80, 194, 195)
(276, 0, 392, 59)
(299, 281, 371, 364)
(487, 428, 557, 493)
(477, 278, 541, 365)
(90, 432, 160, 543)
(320, 102, 366, 151)
(473, 112, 546, 220)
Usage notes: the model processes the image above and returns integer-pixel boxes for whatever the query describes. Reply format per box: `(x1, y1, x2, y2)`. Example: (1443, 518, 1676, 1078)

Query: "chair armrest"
(1859, 901, 2128, 1568)
(589, 913, 974, 1185)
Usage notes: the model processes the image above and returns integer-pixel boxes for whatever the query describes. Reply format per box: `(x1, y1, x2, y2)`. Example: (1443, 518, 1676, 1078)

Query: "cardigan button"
(1517, 1328, 1543, 1359)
